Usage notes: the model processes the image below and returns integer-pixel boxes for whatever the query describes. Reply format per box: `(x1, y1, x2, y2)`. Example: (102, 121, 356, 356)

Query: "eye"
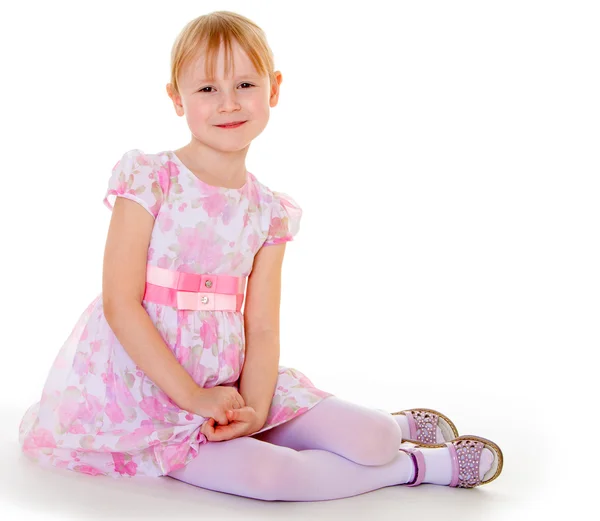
(198, 83, 254, 93)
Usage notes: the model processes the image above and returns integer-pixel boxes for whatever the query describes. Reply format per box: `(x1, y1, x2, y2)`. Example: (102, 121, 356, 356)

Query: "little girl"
(18, 10, 503, 501)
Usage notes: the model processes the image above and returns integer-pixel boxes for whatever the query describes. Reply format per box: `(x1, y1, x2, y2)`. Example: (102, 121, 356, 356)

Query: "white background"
(0, 0, 597, 518)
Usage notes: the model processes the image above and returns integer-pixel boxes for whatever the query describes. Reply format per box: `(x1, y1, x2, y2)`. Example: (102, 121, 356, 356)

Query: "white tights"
(165, 396, 418, 501)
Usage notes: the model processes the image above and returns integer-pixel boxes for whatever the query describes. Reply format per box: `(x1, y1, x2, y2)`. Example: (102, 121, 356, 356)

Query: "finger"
(206, 422, 226, 442)
(200, 423, 208, 439)
(227, 406, 253, 421)
(212, 422, 244, 442)
(201, 419, 214, 438)
(231, 395, 244, 410)
(214, 412, 229, 426)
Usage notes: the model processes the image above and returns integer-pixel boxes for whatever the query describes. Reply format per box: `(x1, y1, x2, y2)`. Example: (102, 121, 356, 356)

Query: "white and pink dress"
(18, 149, 334, 478)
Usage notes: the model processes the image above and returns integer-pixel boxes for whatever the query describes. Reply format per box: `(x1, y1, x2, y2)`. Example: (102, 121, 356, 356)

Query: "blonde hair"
(169, 10, 276, 96)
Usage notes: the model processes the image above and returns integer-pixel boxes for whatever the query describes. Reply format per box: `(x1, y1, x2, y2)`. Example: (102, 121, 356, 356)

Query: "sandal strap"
(446, 442, 460, 487)
(399, 447, 425, 487)
(447, 438, 485, 488)
(404, 411, 418, 439)
(403, 410, 439, 444)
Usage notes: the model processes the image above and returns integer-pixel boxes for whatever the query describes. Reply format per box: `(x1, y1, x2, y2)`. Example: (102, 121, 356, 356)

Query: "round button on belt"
(205, 280, 213, 288)
(201, 296, 209, 304)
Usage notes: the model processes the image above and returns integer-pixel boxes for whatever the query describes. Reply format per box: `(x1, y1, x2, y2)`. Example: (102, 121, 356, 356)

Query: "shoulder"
(104, 149, 171, 217)
(112, 149, 173, 192)
(250, 177, 303, 246)
(248, 175, 296, 208)
(246, 173, 273, 200)
(112, 148, 162, 170)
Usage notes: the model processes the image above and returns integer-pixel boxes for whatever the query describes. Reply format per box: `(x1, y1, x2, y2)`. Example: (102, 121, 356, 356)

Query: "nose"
(218, 89, 242, 112)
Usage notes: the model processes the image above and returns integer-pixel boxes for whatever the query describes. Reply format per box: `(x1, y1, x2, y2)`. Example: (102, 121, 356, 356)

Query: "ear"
(269, 71, 283, 108)
(166, 83, 185, 116)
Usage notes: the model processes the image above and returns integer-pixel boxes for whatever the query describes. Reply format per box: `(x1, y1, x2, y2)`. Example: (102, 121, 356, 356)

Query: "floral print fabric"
(18, 149, 334, 478)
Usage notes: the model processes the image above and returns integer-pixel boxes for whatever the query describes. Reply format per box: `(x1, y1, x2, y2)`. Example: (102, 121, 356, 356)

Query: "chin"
(215, 141, 253, 153)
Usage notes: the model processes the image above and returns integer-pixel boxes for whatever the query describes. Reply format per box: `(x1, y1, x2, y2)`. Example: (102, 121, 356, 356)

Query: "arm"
(239, 242, 287, 428)
(103, 196, 201, 411)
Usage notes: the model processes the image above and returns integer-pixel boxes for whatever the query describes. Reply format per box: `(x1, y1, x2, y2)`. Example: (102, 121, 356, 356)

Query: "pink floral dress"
(18, 149, 334, 478)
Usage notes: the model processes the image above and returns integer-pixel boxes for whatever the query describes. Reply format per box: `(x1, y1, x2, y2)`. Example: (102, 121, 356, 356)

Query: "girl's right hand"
(187, 386, 246, 426)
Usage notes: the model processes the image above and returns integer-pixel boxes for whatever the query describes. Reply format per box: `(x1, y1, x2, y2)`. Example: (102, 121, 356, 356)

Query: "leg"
(252, 396, 402, 466)
(166, 434, 415, 501)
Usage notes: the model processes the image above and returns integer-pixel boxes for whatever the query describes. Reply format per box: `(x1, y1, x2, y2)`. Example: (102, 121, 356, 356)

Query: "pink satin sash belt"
(143, 265, 247, 311)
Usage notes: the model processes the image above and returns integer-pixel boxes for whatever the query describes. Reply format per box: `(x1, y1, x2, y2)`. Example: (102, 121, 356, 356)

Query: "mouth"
(215, 121, 247, 128)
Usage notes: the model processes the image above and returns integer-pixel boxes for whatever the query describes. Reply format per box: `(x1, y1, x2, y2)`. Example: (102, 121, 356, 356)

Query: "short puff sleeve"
(263, 191, 303, 246)
(103, 149, 165, 219)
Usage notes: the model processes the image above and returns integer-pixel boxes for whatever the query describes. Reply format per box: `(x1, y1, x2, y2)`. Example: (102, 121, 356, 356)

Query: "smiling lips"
(216, 121, 246, 128)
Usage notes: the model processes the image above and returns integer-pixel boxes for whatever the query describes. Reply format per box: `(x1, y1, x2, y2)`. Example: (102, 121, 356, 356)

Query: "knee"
(355, 412, 402, 466)
(246, 448, 300, 501)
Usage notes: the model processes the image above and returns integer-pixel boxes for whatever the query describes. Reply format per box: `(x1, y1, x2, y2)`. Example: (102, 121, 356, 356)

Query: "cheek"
(185, 106, 212, 127)
(246, 101, 270, 124)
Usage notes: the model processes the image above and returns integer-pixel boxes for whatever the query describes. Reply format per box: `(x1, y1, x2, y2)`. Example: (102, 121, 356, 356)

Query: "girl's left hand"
(200, 406, 263, 442)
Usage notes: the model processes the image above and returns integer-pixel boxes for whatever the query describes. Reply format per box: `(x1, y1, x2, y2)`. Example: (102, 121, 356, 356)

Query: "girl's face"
(168, 40, 282, 152)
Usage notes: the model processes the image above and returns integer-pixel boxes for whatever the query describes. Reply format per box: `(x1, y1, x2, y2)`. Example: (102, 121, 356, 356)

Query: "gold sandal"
(391, 408, 459, 444)
(400, 435, 504, 488)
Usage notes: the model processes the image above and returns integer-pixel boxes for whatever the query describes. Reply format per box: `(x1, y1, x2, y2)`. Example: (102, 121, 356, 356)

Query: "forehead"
(187, 41, 259, 81)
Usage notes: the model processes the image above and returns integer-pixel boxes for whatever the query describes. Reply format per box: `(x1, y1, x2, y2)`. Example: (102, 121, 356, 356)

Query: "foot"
(400, 435, 503, 488)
